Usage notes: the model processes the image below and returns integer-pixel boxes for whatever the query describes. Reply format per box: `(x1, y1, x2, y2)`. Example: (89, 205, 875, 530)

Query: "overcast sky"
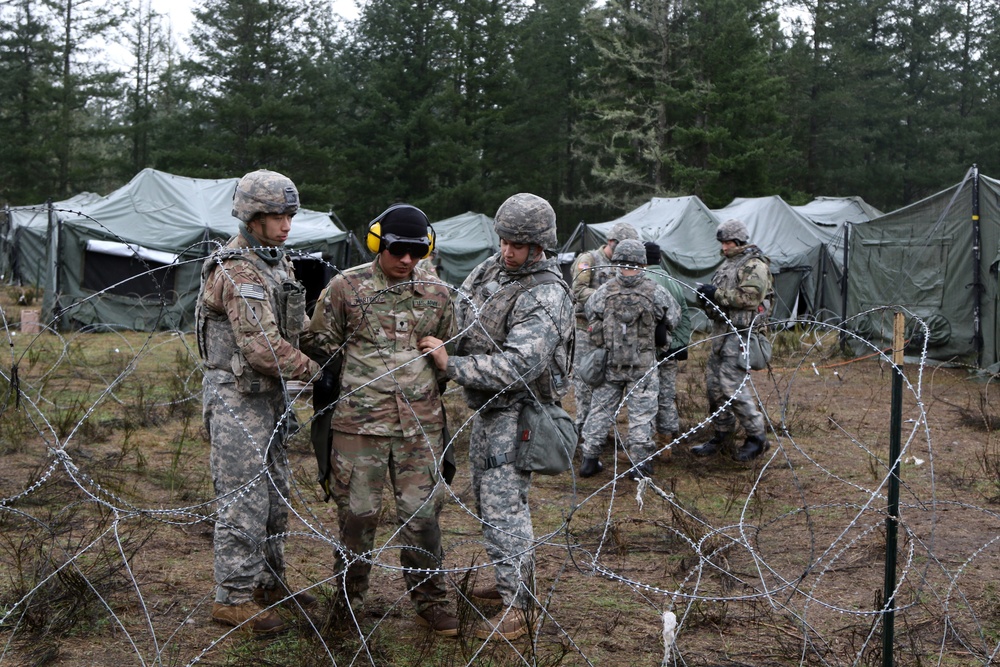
(149, 0, 362, 43)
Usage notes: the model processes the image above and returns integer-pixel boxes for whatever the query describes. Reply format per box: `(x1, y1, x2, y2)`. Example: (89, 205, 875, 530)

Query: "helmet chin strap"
(240, 223, 285, 266)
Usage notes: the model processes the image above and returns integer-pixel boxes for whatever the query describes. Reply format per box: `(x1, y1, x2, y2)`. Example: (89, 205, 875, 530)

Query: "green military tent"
(430, 211, 498, 286)
(846, 167, 1000, 368)
(12, 168, 347, 332)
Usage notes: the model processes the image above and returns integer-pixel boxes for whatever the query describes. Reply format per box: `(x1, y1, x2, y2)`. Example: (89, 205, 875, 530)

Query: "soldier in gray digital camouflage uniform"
(300, 204, 459, 636)
(570, 221, 640, 435)
(644, 241, 692, 453)
(197, 169, 320, 634)
(692, 218, 773, 462)
(578, 239, 680, 480)
(419, 193, 574, 641)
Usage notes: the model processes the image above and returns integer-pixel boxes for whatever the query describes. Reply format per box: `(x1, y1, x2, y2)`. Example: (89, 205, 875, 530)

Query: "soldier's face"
(251, 213, 292, 246)
(720, 239, 738, 254)
(378, 247, 418, 281)
(500, 238, 534, 270)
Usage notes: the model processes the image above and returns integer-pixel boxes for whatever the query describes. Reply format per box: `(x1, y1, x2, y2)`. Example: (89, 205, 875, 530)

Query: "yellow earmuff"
(366, 205, 436, 258)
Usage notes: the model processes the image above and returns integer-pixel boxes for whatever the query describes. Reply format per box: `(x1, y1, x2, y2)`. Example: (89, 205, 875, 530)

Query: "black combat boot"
(579, 457, 603, 478)
(690, 433, 726, 457)
(733, 434, 769, 462)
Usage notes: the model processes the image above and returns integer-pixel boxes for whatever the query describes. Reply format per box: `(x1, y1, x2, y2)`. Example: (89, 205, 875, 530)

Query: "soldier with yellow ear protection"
(301, 203, 459, 636)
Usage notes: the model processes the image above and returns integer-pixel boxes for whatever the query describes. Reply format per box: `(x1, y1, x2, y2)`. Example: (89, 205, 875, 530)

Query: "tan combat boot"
(211, 600, 287, 634)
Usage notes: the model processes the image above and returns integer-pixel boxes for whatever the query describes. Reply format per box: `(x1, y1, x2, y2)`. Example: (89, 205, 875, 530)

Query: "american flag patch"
(238, 283, 266, 300)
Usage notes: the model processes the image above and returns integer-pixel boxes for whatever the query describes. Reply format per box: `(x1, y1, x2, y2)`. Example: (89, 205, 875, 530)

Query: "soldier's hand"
(418, 336, 449, 372)
(696, 283, 717, 301)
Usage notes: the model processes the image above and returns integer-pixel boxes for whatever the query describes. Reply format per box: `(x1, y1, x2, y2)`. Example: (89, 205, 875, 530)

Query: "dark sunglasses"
(386, 242, 428, 258)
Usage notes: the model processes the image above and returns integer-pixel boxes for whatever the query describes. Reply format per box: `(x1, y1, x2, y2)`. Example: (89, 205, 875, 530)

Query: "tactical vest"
(710, 247, 773, 329)
(597, 278, 658, 370)
(196, 248, 307, 393)
(458, 261, 572, 408)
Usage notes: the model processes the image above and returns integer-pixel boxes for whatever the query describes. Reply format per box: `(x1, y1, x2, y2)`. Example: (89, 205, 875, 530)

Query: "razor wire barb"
(0, 244, 998, 666)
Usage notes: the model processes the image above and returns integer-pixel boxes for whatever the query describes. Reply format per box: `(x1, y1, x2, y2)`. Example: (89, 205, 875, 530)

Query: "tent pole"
(840, 223, 851, 352)
(971, 164, 983, 368)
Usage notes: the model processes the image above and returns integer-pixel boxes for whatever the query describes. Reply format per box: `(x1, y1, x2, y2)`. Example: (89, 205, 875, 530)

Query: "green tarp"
(430, 211, 498, 286)
(846, 168, 1000, 368)
(11, 168, 347, 332)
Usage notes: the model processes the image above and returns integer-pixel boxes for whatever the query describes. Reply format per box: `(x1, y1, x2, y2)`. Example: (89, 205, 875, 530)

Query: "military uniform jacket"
(449, 253, 574, 411)
(586, 274, 680, 382)
(708, 245, 772, 330)
(198, 233, 317, 391)
(571, 245, 615, 326)
(302, 259, 455, 438)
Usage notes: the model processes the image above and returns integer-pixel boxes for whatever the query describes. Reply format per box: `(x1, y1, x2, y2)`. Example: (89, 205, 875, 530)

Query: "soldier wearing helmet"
(570, 221, 640, 436)
(419, 193, 574, 641)
(197, 169, 320, 633)
(692, 217, 773, 462)
(300, 204, 459, 636)
(577, 239, 679, 480)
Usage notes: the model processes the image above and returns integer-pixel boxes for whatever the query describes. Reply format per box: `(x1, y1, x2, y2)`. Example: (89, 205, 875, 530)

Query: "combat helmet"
(494, 193, 557, 251)
(609, 222, 639, 243)
(611, 238, 647, 265)
(232, 169, 299, 223)
(716, 218, 749, 244)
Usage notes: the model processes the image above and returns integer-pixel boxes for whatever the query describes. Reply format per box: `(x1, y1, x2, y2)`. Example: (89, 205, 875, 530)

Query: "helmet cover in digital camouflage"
(232, 169, 300, 223)
(609, 222, 639, 243)
(611, 238, 648, 265)
(493, 193, 557, 250)
(716, 218, 750, 244)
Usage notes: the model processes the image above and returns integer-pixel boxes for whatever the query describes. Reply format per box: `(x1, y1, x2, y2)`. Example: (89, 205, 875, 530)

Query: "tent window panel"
(82, 251, 178, 302)
(858, 237, 950, 308)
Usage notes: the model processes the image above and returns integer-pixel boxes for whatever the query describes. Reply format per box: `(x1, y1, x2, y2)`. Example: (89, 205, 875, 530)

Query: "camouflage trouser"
(581, 371, 659, 464)
(705, 333, 766, 438)
(204, 376, 289, 605)
(328, 430, 448, 614)
(655, 358, 679, 435)
(470, 406, 534, 610)
(571, 326, 595, 430)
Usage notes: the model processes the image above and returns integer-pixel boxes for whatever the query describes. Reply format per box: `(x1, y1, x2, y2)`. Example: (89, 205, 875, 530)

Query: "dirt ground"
(2, 322, 1000, 666)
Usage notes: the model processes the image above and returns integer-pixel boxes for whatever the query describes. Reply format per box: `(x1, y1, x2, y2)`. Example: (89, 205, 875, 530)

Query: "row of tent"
(2, 167, 998, 370)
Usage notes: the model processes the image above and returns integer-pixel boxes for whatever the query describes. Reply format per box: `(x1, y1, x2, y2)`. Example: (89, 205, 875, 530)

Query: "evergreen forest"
(2, 0, 998, 239)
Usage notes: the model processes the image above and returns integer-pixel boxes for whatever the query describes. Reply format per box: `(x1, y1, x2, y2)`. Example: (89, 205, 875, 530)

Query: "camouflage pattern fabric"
(447, 253, 574, 610)
(301, 259, 455, 612)
(580, 372, 659, 463)
(204, 380, 290, 604)
(198, 233, 319, 383)
(580, 272, 676, 462)
(704, 244, 772, 438)
(705, 333, 767, 438)
(328, 431, 449, 613)
(570, 246, 615, 428)
(655, 359, 680, 435)
(645, 267, 692, 435)
(197, 233, 316, 605)
(585, 275, 680, 383)
(302, 260, 454, 437)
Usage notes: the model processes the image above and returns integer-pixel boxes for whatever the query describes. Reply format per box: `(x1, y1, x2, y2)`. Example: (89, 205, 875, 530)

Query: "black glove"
(669, 348, 689, 361)
(697, 283, 717, 301)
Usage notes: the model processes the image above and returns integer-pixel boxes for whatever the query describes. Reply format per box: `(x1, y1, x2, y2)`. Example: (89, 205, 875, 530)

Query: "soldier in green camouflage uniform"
(578, 239, 680, 480)
(692, 218, 773, 462)
(570, 222, 640, 434)
(198, 170, 320, 634)
(419, 193, 574, 641)
(643, 241, 693, 448)
(300, 204, 459, 636)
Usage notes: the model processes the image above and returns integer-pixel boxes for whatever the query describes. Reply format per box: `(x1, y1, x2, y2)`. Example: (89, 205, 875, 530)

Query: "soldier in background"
(197, 169, 320, 634)
(643, 241, 692, 451)
(578, 239, 680, 479)
(570, 222, 640, 435)
(419, 193, 574, 641)
(301, 204, 459, 636)
(692, 218, 773, 462)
